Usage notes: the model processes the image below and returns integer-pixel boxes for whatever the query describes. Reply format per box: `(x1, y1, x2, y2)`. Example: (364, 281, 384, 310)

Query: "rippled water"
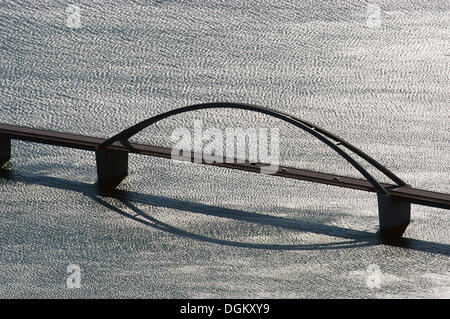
(0, 1, 449, 298)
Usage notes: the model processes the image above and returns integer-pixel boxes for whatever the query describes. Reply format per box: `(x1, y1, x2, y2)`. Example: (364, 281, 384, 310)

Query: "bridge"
(1, 102, 449, 239)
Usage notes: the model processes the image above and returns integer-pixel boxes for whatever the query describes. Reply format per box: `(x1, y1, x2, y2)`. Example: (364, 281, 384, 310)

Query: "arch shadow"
(1, 167, 448, 255)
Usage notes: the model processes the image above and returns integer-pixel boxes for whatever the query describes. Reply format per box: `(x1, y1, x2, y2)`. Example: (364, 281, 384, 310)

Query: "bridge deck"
(1, 123, 449, 209)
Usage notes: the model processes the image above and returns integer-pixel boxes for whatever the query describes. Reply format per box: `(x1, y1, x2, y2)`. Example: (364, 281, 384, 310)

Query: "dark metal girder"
(0, 122, 448, 210)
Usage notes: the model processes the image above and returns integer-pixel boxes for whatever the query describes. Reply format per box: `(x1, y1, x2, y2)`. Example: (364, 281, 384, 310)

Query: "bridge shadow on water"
(1, 167, 449, 255)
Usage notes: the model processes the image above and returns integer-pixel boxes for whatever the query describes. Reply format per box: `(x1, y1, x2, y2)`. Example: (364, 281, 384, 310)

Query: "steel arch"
(98, 102, 408, 194)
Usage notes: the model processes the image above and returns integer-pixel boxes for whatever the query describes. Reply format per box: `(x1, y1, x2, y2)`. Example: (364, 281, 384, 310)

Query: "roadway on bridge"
(1, 123, 449, 210)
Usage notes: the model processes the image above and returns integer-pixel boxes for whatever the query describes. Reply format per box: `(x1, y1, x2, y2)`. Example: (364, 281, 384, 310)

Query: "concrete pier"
(95, 149, 128, 192)
(0, 136, 11, 167)
(377, 193, 411, 238)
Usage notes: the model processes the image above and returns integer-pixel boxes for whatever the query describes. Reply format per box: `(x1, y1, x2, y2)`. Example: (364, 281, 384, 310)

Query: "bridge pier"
(377, 193, 411, 238)
(95, 149, 128, 192)
(0, 135, 11, 167)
